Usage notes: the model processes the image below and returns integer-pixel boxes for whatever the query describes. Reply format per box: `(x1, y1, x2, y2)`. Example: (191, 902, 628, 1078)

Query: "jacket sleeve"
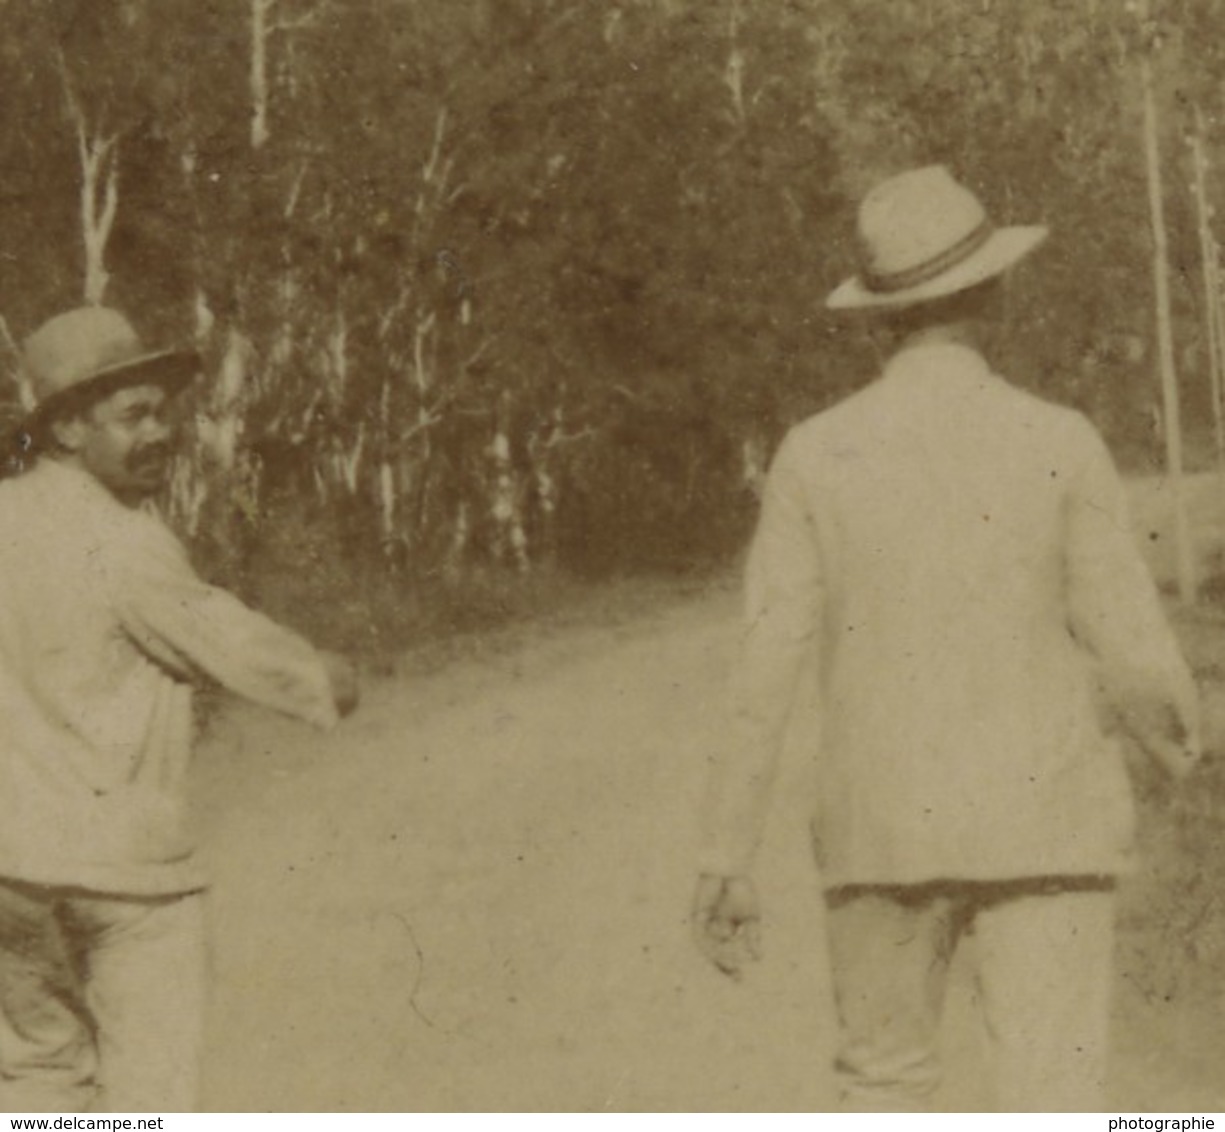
(699, 433, 824, 876)
(1064, 418, 1199, 758)
(108, 512, 339, 730)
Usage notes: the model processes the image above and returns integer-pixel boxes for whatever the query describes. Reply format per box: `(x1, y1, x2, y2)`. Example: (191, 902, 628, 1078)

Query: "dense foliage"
(0, 0, 1223, 587)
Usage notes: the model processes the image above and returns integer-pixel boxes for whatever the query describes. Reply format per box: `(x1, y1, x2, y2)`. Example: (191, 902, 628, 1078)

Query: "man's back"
(694, 166, 1202, 1113)
(749, 342, 1191, 885)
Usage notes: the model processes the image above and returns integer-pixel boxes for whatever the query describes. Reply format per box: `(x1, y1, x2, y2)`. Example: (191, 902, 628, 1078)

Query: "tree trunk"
(64, 78, 119, 307)
(377, 378, 396, 544)
(1190, 117, 1225, 468)
(251, 0, 271, 149)
(490, 392, 528, 573)
(1140, 53, 1196, 602)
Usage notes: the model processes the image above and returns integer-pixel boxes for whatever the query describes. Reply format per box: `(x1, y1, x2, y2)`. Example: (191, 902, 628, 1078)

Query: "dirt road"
(190, 585, 1225, 1112)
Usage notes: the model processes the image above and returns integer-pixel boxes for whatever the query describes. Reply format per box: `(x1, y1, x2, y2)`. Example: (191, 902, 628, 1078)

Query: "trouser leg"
(824, 886, 964, 1112)
(0, 879, 96, 1113)
(66, 891, 208, 1113)
(972, 886, 1115, 1112)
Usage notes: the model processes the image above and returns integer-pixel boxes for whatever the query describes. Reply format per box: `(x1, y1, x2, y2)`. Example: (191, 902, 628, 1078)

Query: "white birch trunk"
(338, 424, 364, 496)
(80, 138, 118, 306)
(1140, 52, 1196, 601)
(1190, 120, 1225, 468)
(741, 429, 767, 498)
(168, 450, 209, 537)
(251, 1, 322, 151)
(724, 1, 746, 127)
(63, 71, 120, 307)
(442, 502, 470, 584)
(527, 409, 562, 566)
(211, 327, 251, 473)
(328, 309, 348, 396)
(251, 0, 271, 150)
(378, 380, 396, 542)
(194, 289, 215, 342)
(490, 396, 529, 573)
(316, 309, 349, 506)
(379, 460, 396, 542)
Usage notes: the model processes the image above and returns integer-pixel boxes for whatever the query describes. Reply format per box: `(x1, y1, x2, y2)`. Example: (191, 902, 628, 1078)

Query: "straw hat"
(20, 307, 198, 433)
(827, 166, 1048, 311)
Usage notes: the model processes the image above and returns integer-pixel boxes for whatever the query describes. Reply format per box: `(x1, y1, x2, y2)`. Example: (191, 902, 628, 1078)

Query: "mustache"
(125, 443, 173, 472)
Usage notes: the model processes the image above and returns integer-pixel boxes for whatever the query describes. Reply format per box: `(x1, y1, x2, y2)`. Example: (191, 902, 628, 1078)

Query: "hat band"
(862, 219, 994, 295)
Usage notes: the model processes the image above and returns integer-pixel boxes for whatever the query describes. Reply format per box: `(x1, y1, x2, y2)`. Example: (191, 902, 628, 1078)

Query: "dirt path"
(188, 586, 1225, 1112)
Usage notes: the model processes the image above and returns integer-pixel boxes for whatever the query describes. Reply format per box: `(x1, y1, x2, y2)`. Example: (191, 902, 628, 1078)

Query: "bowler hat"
(20, 307, 198, 434)
(827, 165, 1048, 311)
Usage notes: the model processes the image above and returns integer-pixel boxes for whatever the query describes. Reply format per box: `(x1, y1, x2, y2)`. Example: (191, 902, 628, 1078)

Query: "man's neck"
(897, 320, 983, 353)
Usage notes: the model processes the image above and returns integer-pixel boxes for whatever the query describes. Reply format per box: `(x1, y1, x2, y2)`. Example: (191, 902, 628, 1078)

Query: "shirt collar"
(32, 456, 127, 511)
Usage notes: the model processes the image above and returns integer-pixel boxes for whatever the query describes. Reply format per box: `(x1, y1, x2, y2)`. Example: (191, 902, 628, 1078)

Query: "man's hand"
(1196, 678, 1225, 764)
(321, 650, 360, 718)
(691, 873, 761, 980)
(1138, 697, 1202, 779)
(1102, 679, 1202, 780)
(1144, 733, 1201, 779)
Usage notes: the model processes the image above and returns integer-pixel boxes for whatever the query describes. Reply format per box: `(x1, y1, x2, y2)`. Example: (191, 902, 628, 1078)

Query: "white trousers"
(0, 878, 207, 1113)
(825, 879, 1115, 1112)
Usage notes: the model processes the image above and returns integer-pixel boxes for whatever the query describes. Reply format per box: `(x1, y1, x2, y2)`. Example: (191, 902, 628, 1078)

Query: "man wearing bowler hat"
(0, 307, 358, 1112)
(692, 166, 1201, 1110)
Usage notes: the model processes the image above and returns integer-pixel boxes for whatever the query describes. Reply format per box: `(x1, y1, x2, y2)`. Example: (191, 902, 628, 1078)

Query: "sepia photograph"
(0, 0, 1223, 1117)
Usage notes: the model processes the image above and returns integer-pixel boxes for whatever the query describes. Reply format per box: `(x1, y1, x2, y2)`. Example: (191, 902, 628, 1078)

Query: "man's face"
(57, 383, 177, 505)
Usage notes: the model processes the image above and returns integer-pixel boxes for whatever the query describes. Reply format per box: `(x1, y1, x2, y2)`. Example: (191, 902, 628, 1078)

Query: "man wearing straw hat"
(0, 307, 358, 1113)
(692, 166, 1201, 1111)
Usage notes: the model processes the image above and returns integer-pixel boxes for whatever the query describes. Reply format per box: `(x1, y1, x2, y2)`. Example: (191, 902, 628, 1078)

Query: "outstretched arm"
(109, 512, 350, 728)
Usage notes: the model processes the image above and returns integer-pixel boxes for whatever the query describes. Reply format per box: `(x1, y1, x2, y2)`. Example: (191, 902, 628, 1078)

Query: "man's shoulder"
(991, 373, 1084, 419)
(775, 378, 905, 462)
(9, 460, 189, 560)
(992, 381, 1108, 454)
(0, 459, 80, 523)
(775, 369, 1107, 474)
(784, 384, 878, 443)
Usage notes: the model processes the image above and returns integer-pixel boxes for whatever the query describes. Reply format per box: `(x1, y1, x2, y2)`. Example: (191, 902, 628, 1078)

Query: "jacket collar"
(883, 341, 994, 383)
(31, 455, 130, 513)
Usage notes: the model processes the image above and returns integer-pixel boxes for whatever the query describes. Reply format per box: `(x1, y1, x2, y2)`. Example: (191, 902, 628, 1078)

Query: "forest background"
(0, 0, 1219, 652)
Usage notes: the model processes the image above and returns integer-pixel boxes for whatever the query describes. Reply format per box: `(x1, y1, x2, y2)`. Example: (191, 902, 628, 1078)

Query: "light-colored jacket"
(703, 342, 1197, 887)
(0, 458, 338, 895)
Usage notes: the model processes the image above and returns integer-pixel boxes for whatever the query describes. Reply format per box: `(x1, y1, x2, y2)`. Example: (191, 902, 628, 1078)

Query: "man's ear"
(48, 414, 88, 453)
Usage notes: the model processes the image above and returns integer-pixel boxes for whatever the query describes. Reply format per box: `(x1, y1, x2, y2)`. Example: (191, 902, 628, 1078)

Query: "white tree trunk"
(378, 379, 396, 542)
(250, 0, 322, 151)
(1140, 52, 1196, 602)
(251, 0, 271, 149)
(81, 139, 118, 306)
(442, 501, 470, 583)
(325, 307, 348, 404)
(210, 327, 251, 473)
(379, 460, 396, 541)
(723, 0, 746, 126)
(168, 450, 209, 537)
(193, 289, 215, 342)
(1190, 115, 1225, 468)
(490, 395, 529, 573)
(336, 424, 364, 496)
(62, 69, 120, 307)
(741, 429, 767, 498)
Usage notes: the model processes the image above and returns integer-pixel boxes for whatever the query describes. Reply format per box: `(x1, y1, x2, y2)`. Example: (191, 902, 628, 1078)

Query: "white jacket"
(0, 459, 338, 894)
(703, 342, 1197, 886)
